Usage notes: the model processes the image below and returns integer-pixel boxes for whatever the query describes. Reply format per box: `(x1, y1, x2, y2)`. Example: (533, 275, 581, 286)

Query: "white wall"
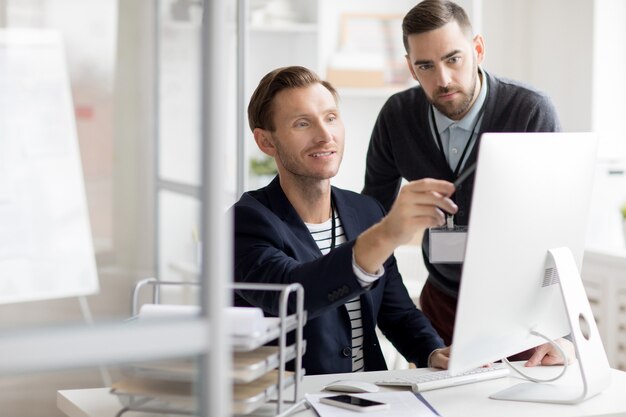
(482, 0, 593, 132)
(333, 91, 392, 192)
(592, 0, 626, 157)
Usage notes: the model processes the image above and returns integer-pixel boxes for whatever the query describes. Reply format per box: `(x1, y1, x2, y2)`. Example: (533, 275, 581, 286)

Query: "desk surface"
(58, 363, 626, 417)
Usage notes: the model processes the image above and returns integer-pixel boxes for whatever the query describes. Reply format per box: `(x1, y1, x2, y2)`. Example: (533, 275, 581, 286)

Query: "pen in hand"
(453, 162, 477, 189)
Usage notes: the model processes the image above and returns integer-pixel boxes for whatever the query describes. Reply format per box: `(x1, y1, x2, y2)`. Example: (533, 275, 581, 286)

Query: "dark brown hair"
(247, 66, 338, 132)
(402, 0, 473, 52)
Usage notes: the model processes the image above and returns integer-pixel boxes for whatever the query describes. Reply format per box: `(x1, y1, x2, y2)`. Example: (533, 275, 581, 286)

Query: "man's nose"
(435, 65, 452, 88)
(314, 122, 333, 142)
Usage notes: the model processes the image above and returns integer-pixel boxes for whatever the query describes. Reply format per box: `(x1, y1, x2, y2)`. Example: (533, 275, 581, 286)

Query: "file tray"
(119, 340, 307, 386)
(110, 376, 195, 415)
(234, 342, 306, 384)
(110, 370, 296, 416)
(123, 359, 197, 383)
(125, 280, 308, 416)
(233, 370, 295, 415)
(232, 282, 307, 416)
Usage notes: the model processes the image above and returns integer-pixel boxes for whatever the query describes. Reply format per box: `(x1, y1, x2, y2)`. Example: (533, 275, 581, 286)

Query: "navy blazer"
(231, 177, 443, 375)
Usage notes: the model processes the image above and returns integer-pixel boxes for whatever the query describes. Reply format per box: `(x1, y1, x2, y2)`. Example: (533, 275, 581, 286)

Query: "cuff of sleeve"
(427, 348, 442, 368)
(352, 250, 384, 287)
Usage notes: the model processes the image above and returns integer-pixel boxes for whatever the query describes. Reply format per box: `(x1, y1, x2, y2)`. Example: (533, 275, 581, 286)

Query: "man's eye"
(418, 64, 433, 71)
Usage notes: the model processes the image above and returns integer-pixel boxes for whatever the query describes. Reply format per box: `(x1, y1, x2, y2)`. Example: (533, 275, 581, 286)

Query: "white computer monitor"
(448, 132, 611, 404)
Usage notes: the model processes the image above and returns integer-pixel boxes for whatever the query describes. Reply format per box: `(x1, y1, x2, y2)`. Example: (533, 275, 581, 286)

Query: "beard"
(431, 60, 479, 120)
(272, 137, 343, 183)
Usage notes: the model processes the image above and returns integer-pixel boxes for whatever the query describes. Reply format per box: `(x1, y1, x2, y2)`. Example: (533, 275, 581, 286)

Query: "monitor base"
(490, 381, 593, 404)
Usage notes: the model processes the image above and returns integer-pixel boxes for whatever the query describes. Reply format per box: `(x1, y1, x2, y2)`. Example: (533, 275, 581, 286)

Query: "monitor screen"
(449, 132, 599, 375)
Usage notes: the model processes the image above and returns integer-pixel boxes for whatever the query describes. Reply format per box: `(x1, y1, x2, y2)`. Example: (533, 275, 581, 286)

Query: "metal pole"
(200, 0, 232, 416)
(236, 0, 248, 198)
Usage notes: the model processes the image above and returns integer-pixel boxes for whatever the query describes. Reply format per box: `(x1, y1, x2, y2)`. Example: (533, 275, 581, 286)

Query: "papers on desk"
(306, 391, 440, 417)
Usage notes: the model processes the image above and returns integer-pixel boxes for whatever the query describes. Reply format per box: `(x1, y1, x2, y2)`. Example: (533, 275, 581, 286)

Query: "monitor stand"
(490, 247, 612, 404)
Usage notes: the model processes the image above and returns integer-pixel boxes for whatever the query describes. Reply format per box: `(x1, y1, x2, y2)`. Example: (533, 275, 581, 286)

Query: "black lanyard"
(430, 80, 489, 178)
(330, 196, 336, 250)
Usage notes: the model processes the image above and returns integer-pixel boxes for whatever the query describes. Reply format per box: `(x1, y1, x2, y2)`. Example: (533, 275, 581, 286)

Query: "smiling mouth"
(310, 151, 334, 157)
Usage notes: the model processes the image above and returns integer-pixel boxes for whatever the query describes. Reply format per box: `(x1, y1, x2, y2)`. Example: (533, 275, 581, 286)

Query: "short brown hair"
(402, 0, 473, 52)
(247, 66, 338, 132)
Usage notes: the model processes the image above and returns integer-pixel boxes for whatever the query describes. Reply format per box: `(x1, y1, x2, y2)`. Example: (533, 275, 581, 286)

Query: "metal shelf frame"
(127, 279, 308, 416)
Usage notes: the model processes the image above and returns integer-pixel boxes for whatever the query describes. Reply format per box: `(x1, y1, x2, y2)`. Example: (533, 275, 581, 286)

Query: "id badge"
(428, 223, 468, 264)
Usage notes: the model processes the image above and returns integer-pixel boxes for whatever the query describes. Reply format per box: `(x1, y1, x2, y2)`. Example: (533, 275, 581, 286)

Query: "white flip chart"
(0, 29, 99, 303)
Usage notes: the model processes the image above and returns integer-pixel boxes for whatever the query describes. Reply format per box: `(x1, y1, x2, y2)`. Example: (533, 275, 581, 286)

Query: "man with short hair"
(232, 65, 457, 375)
(363, 0, 570, 365)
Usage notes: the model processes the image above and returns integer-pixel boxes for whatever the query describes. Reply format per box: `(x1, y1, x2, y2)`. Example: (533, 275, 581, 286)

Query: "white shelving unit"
(582, 249, 626, 371)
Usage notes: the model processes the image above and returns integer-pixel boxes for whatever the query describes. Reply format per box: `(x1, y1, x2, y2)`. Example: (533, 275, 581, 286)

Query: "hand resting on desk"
(429, 338, 573, 371)
(525, 338, 575, 367)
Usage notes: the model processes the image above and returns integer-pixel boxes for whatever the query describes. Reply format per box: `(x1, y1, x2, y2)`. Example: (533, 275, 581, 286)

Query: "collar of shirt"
(432, 68, 488, 135)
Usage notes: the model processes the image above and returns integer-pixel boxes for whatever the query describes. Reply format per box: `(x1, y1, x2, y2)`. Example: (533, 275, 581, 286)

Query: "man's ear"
(405, 54, 419, 82)
(253, 128, 276, 157)
(473, 34, 485, 65)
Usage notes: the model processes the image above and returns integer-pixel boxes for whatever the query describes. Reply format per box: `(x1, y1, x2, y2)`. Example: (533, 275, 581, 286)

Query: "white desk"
(58, 363, 626, 417)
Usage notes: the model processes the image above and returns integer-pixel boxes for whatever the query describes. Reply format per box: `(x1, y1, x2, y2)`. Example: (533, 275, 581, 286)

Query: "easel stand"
(491, 247, 612, 404)
(78, 296, 112, 387)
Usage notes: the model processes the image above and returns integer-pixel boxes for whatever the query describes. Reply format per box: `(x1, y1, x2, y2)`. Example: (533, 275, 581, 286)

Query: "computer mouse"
(323, 379, 380, 393)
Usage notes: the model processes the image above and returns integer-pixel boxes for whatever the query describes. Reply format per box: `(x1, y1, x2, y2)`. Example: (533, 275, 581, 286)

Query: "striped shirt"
(305, 211, 364, 372)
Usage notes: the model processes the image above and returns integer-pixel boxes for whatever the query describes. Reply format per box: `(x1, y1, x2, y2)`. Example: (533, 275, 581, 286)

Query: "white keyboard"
(375, 364, 510, 392)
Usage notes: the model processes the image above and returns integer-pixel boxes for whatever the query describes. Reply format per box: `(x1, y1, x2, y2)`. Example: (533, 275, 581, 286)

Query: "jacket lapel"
(330, 187, 359, 241)
(331, 187, 378, 302)
(263, 177, 323, 259)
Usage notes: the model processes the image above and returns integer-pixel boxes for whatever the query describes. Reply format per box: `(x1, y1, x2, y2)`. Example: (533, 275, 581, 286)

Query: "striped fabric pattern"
(305, 211, 364, 372)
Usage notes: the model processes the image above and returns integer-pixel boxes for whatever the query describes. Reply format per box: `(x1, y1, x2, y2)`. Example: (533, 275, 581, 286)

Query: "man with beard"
(362, 0, 568, 365)
(232, 66, 458, 375)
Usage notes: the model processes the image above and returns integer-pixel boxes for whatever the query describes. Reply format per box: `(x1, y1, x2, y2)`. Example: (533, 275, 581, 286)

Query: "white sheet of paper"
(305, 391, 439, 417)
